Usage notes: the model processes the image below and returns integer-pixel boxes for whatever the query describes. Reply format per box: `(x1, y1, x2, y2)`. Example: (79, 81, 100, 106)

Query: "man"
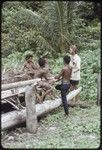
(42, 52, 53, 78)
(69, 45, 81, 104)
(55, 55, 72, 116)
(35, 57, 54, 103)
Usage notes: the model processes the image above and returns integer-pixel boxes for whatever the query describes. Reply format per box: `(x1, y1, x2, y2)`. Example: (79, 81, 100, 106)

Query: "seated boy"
(42, 53, 54, 78)
(54, 55, 72, 116)
(35, 58, 54, 103)
(20, 54, 39, 79)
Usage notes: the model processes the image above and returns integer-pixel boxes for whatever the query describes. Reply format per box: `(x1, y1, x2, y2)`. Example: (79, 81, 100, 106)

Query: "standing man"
(69, 45, 81, 104)
(55, 55, 72, 116)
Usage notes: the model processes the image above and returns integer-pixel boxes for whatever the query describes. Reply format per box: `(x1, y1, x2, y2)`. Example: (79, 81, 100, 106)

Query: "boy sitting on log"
(35, 57, 54, 103)
(54, 55, 72, 116)
(18, 54, 39, 80)
(42, 53, 53, 78)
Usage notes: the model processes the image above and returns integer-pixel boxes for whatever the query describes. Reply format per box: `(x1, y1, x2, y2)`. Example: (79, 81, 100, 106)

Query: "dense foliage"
(2, 1, 101, 57)
(2, 1, 101, 101)
(1, 2, 101, 149)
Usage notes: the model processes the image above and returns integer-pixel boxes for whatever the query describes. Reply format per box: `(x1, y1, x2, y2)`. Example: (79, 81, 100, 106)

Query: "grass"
(1, 104, 100, 149)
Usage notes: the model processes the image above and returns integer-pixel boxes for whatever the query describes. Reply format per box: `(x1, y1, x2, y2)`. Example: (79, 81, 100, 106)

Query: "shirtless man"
(42, 54, 53, 78)
(35, 57, 54, 103)
(55, 55, 72, 116)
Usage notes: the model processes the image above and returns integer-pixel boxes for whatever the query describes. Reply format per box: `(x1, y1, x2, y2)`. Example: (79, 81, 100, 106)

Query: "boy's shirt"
(69, 54, 81, 81)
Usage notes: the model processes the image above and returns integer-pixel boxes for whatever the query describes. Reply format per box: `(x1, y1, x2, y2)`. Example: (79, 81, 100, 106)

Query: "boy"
(69, 45, 81, 104)
(42, 54, 53, 78)
(35, 58, 54, 103)
(21, 54, 39, 79)
(55, 55, 72, 116)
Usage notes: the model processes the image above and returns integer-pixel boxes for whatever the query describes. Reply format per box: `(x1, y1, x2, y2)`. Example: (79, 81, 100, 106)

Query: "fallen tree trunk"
(2, 78, 41, 91)
(2, 77, 54, 91)
(1, 87, 82, 130)
(1, 87, 26, 100)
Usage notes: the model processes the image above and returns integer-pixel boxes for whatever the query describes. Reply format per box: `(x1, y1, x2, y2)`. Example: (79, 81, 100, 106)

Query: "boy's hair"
(38, 58, 45, 67)
(70, 45, 78, 53)
(63, 55, 70, 64)
(25, 54, 33, 61)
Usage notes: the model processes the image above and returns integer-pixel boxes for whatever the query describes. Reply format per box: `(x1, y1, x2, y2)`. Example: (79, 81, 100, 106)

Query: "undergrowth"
(1, 105, 100, 149)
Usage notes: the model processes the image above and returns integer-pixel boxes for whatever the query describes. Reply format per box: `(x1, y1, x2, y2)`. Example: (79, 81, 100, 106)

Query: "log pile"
(1, 74, 82, 131)
(1, 87, 82, 130)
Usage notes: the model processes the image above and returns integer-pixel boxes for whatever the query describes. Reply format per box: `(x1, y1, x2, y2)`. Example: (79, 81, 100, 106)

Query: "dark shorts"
(70, 80, 79, 86)
(55, 84, 70, 91)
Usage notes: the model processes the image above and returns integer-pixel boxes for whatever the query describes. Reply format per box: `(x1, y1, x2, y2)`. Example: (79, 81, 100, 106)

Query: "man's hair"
(25, 54, 33, 60)
(63, 55, 70, 64)
(70, 45, 78, 53)
(38, 58, 45, 67)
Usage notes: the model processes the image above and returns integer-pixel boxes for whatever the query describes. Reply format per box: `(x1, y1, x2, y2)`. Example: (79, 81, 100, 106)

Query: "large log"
(2, 78, 41, 91)
(1, 87, 82, 130)
(2, 77, 54, 91)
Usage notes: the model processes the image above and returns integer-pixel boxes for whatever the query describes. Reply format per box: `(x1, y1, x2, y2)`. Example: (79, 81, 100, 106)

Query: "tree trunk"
(2, 87, 26, 100)
(2, 77, 54, 91)
(25, 85, 38, 133)
(1, 87, 82, 130)
(57, 1, 64, 53)
(2, 78, 41, 91)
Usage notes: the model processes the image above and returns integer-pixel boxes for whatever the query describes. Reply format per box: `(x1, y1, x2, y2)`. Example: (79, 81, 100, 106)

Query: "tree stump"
(25, 84, 38, 133)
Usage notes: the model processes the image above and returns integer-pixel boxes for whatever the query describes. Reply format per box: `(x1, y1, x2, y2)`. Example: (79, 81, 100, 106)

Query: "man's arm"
(69, 59, 76, 69)
(33, 63, 39, 70)
(69, 67, 72, 78)
(42, 69, 50, 80)
(55, 69, 64, 80)
(73, 59, 81, 73)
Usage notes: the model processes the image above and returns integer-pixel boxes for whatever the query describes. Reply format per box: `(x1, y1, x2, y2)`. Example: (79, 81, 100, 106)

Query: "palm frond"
(35, 35, 55, 52)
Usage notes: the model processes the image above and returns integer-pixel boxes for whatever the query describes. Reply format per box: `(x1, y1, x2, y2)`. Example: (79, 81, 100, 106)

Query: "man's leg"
(61, 88, 69, 115)
(73, 83, 80, 104)
(69, 80, 80, 105)
(41, 88, 53, 102)
(69, 84, 76, 105)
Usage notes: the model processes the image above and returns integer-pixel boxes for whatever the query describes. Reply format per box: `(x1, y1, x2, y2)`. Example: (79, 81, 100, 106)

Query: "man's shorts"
(55, 84, 70, 91)
(70, 80, 79, 86)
